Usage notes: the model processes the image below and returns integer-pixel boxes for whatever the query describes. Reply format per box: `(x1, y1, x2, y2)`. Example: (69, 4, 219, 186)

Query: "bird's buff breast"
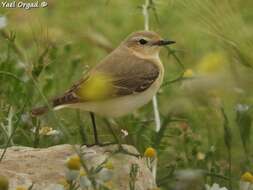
(68, 60, 164, 117)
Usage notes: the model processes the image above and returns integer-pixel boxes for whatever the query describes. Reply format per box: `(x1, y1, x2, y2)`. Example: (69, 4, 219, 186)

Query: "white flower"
(0, 16, 7, 29)
(47, 129, 60, 136)
(236, 104, 249, 112)
(121, 129, 128, 137)
(175, 169, 204, 190)
(240, 172, 253, 190)
(205, 183, 228, 190)
(210, 146, 216, 153)
(80, 176, 91, 189)
(240, 181, 253, 190)
(97, 168, 113, 182)
(176, 169, 203, 181)
(65, 169, 79, 181)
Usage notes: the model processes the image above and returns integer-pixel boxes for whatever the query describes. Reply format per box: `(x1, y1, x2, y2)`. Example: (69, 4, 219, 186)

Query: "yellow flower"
(66, 155, 81, 170)
(183, 69, 194, 78)
(103, 161, 114, 170)
(39, 126, 60, 136)
(241, 172, 253, 183)
(0, 175, 9, 190)
(196, 152, 205, 160)
(15, 187, 28, 190)
(39, 126, 52, 135)
(197, 52, 227, 74)
(144, 147, 156, 158)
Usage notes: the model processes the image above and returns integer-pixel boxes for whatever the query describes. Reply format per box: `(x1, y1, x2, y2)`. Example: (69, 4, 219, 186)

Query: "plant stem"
(143, 0, 150, 31)
(142, 0, 161, 133)
(220, 107, 232, 190)
(142, 0, 159, 182)
(0, 97, 29, 162)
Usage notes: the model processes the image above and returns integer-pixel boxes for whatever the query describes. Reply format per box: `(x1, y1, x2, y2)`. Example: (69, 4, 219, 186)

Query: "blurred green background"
(0, 0, 253, 189)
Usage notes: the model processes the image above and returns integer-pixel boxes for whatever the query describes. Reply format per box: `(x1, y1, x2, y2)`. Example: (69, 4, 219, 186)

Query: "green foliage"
(129, 163, 139, 190)
(236, 105, 252, 157)
(0, 0, 253, 189)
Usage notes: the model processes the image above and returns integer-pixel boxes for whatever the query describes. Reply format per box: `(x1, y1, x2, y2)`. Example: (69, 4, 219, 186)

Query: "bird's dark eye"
(139, 39, 148, 45)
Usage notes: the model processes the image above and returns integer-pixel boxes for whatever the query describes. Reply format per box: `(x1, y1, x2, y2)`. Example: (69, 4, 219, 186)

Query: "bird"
(31, 30, 175, 145)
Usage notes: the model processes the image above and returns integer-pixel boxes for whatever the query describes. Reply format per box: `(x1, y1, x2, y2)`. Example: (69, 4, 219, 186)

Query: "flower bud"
(241, 172, 253, 183)
(144, 147, 156, 158)
(66, 155, 81, 170)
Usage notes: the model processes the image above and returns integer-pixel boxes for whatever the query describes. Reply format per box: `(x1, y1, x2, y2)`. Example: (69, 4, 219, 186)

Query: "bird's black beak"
(152, 40, 176, 46)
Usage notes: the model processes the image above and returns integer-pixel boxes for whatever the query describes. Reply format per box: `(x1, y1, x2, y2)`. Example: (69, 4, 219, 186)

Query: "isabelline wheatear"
(32, 31, 175, 145)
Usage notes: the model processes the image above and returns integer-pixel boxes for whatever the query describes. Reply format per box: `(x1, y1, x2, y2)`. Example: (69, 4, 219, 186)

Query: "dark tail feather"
(31, 92, 78, 117)
(31, 106, 49, 117)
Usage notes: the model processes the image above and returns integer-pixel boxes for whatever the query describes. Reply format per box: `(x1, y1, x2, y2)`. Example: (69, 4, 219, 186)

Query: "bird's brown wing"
(99, 59, 159, 96)
(52, 50, 160, 106)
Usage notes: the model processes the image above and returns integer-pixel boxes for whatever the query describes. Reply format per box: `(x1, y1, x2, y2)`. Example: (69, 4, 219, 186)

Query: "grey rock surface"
(0, 144, 156, 190)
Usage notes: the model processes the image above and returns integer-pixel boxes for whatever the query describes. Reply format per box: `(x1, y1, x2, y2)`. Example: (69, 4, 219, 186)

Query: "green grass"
(0, 0, 253, 189)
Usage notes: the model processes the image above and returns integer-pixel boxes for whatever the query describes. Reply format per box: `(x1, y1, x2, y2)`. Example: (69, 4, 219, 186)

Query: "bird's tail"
(31, 92, 78, 117)
(31, 106, 49, 117)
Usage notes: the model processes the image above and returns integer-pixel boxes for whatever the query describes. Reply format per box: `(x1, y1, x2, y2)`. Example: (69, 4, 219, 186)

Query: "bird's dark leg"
(89, 112, 99, 145)
(87, 112, 116, 147)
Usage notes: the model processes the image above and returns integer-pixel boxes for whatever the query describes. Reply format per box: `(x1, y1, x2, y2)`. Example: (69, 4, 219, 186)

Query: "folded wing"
(52, 50, 160, 107)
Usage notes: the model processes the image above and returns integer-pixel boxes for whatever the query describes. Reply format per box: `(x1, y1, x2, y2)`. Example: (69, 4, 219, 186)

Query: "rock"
(0, 144, 157, 190)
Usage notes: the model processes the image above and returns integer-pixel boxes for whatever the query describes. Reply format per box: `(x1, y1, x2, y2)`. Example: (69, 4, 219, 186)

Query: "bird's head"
(122, 31, 175, 59)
